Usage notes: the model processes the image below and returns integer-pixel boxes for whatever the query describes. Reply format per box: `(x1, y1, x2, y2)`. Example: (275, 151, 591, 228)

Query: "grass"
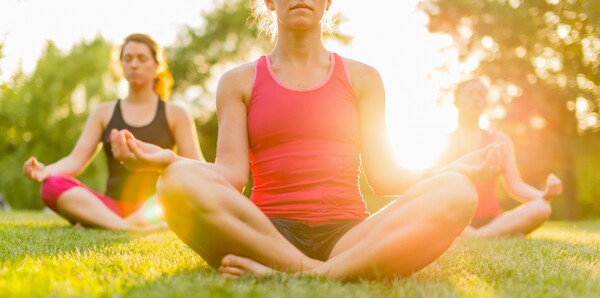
(1, 211, 599, 298)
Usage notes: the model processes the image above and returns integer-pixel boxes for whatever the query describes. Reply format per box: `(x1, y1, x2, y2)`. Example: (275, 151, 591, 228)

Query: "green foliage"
(420, 0, 600, 218)
(0, 37, 118, 209)
(168, 0, 271, 93)
(574, 132, 600, 218)
(2, 212, 600, 297)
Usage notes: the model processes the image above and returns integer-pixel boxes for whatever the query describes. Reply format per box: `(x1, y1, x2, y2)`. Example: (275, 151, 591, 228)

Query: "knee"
(528, 199, 552, 223)
(157, 160, 225, 211)
(40, 175, 78, 210)
(157, 160, 195, 198)
(434, 172, 478, 222)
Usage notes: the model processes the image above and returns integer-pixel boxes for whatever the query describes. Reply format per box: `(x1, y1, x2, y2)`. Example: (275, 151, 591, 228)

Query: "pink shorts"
(40, 175, 123, 217)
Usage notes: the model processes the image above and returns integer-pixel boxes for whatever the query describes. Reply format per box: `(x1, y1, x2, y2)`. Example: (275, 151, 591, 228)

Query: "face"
(265, 0, 331, 30)
(455, 80, 488, 116)
(120, 41, 157, 87)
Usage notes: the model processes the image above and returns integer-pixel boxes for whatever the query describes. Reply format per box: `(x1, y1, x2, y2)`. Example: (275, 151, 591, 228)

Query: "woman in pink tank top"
(112, 0, 504, 280)
(439, 78, 562, 238)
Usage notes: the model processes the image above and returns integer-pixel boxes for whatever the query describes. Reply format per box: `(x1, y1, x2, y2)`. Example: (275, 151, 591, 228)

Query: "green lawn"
(1, 211, 599, 297)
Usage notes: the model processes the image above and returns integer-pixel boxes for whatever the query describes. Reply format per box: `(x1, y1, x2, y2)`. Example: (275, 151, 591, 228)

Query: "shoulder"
(164, 101, 189, 116)
(342, 58, 381, 81)
(491, 130, 512, 145)
(93, 101, 117, 114)
(341, 58, 383, 88)
(447, 130, 460, 142)
(164, 101, 193, 129)
(217, 61, 257, 105)
(340, 57, 384, 100)
(89, 100, 118, 124)
(219, 61, 256, 88)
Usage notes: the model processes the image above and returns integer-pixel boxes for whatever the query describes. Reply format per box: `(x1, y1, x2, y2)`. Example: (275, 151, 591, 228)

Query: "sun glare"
(387, 97, 458, 170)
(327, 2, 465, 170)
(2, 1, 464, 171)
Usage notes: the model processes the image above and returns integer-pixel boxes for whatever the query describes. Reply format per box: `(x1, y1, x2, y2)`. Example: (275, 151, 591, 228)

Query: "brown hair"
(120, 33, 174, 100)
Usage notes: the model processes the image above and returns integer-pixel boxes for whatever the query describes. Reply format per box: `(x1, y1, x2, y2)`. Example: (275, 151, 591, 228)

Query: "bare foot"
(219, 254, 278, 279)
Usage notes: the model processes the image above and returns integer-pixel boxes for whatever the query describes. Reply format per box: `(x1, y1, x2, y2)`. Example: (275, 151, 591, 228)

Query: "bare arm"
(23, 104, 109, 182)
(112, 64, 254, 192)
(348, 59, 502, 196)
(208, 63, 253, 190)
(348, 60, 422, 195)
(166, 103, 204, 161)
(497, 132, 563, 202)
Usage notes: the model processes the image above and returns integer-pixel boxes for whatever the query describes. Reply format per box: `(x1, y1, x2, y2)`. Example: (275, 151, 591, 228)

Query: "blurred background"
(0, 0, 598, 219)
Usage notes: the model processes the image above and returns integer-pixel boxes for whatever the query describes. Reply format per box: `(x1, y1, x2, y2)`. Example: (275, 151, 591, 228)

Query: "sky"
(0, 0, 463, 169)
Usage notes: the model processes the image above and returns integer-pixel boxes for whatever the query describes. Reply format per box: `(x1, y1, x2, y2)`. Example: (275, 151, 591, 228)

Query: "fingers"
(545, 173, 563, 196)
(23, 157, 33, 173)
(123, 129, 135, 141)
(110, 129, 136, 162)
(482, 144, 503, 175)
(23, 157, 44, 181)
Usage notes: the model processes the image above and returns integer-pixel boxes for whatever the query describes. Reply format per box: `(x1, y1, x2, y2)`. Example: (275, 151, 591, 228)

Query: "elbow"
(222, 166, 248, 192)
(229, 175, 249, 192)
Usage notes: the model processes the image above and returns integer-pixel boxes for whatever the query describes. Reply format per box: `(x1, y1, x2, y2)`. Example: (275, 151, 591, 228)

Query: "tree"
(420, 0, 600, 218)
(0, 37, 118, 209)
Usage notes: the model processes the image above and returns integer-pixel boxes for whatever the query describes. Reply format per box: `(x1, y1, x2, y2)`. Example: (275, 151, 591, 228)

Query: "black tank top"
(102, 99, 175, 215)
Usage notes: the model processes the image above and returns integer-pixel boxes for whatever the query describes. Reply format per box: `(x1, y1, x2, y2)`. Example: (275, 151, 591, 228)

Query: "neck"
(271, 26, 328, 66)
(457, 113, 481, 132)
(126, 84, 158, 103)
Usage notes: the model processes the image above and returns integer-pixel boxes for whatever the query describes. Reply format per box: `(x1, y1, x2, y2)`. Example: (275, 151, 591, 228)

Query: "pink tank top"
(440, 130, 502, 219)
(472, 131, 502, 219)
(247, 53, 369, 224)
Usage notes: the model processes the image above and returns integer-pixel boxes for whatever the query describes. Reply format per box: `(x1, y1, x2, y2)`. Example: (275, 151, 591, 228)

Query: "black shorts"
(269, 218, 362, 261)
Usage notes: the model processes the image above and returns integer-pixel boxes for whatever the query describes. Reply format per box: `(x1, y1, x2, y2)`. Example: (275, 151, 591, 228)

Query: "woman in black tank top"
(23, 33, 203, 231)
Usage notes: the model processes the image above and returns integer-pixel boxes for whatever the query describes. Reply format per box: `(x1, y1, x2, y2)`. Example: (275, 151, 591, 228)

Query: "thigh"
(56, 187, 128, 229)
(42, 175, 122, 215)
(330, 172, 475, 258)
(157, 161, 315, 269)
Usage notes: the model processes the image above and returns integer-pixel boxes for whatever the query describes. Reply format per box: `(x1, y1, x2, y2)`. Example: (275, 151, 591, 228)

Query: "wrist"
(157, 150, 179, 172)
(422, 164, 445, 179)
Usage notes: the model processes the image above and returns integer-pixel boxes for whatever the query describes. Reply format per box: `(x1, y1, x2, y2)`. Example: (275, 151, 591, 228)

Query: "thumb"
(127, 138, 146, 159)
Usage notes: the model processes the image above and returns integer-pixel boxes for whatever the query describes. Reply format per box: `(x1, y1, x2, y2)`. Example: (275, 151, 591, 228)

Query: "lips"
(291, 3, 312, 10)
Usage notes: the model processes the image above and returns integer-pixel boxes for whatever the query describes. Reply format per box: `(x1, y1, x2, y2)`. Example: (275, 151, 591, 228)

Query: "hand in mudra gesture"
(448, 143, 504, 183)
(542, 173, 563, 201)
(110, 129, 176, 172)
